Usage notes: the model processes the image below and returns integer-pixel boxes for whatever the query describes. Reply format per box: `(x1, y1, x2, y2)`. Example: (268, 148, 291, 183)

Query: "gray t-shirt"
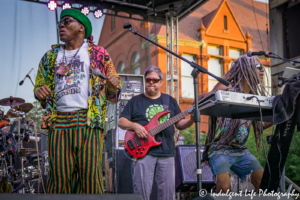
(55, 42, 90, 112)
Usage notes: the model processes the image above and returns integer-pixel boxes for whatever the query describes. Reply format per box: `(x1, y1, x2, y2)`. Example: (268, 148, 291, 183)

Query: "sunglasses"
(256, 64, 264, 71)
(145, 78, 161, 83)
(57, 18, 77, 28)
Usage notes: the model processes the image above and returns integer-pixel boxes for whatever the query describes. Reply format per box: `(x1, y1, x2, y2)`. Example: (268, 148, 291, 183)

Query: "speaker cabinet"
(175, 145, 215, 192)
(104, 149, 158, 199)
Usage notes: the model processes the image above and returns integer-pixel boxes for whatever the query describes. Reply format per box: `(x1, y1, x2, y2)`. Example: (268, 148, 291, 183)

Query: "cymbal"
(19, 148, 37, 156)
(0, 96, 25, 107)
(6, 103, 33, 118)
(14, 103, 33, 113)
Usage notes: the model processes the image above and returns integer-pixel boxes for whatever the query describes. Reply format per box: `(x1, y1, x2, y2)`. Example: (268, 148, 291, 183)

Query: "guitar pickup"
(133, 136, 141, 147)
(127, 140, 136, 150)
(144, 138, 149, 142)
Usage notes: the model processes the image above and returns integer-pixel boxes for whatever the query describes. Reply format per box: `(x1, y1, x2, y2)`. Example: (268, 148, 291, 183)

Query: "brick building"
(98, 0, 270, 132)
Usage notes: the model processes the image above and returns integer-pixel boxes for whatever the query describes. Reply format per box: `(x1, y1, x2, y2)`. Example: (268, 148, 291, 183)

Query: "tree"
(180, 126, 206, 145)
(246, 127, 300, 188)
(26, 100, 47, 134)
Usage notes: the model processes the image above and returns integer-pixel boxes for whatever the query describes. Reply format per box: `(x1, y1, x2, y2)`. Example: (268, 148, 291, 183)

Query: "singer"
(33, 9, 122, 194)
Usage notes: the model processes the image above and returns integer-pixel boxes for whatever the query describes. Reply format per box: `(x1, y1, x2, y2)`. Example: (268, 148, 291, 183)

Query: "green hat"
(60, 9, 92, 39)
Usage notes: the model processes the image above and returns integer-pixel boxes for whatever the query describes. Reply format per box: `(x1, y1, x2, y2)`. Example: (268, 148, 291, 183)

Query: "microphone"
(247, 50, 271, 57)
(19, 68, 34, 85)
(92, 68, 106, 79)
(123, 23, 132, 29)
(116, 86, 121, 90)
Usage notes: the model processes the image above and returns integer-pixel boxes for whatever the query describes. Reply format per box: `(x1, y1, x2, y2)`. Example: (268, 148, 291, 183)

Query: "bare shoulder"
(199, 82, 232, 99)
(213, 83, 232, 92)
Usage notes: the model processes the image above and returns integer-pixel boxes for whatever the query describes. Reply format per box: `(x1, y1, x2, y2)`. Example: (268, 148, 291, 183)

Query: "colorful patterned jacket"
(33, 41, 122, 130)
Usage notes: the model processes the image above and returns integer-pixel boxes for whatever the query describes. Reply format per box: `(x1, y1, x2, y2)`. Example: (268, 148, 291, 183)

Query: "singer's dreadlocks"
(206, 55, 269, 154)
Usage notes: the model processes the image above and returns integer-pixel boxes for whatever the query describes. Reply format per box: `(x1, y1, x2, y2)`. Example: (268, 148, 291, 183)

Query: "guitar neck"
(149, 110, 190, 136)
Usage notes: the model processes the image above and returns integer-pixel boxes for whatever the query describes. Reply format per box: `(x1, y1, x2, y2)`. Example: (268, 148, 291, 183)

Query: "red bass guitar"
(124, 104, 195, 159)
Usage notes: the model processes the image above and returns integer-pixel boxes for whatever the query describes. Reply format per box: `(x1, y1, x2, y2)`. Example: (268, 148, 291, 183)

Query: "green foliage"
(245, 127, 272, 170)
(284, 131, 300, 187)
(180, 126, 206, 145)
(246, 126, 300, 188)
(26, 100, 47, 134)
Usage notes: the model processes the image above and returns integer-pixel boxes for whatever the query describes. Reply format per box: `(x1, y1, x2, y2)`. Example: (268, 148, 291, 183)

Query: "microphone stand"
(26, 75, 35, 87)
(263, 53, 300, 88)
(265, 53, 300, 65)
(124, 23, 230, 196)
(114, 88, 120, 194)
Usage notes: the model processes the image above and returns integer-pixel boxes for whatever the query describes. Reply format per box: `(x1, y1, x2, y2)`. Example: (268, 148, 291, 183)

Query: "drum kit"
(0, 96, 48, 194)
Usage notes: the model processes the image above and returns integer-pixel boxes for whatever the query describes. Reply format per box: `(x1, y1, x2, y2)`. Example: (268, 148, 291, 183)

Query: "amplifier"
(175, 145, 215, 192)
(175, 145, 258, 193)
(105, 100, 128, 131)
(119, 74, 144, 100)
(105, 101, 128, 149)
(104, 149, 158, 200)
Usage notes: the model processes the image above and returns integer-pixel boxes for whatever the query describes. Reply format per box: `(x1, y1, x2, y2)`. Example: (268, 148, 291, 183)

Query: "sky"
(0, 0, 104, 112)
(0, 0, 268, 113)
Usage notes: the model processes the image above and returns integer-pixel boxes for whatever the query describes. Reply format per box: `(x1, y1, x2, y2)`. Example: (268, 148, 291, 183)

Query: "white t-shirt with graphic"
(55, 41, 90, 112)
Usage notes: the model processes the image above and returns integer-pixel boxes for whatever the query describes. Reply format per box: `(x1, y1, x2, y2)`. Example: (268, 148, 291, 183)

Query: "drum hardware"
(6, 110, 39, 193)
(6, 103, 33, 118)
(0, 118, 10, 130)
(0, 97, 47, 194)
(0, 97, 25, 108)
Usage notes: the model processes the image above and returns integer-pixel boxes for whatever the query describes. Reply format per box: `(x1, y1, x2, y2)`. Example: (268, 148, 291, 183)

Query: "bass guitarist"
(118, 65, 194, 200)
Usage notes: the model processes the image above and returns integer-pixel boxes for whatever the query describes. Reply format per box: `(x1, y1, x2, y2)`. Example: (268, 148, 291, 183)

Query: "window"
(208, 58, 223, 91)
(131, 52, 140, 74)
(229, 48, 243, 68)
(117, 62, 125, 73)
(229, 48, 243, 59)
(207, 45, 223, 91)
(207, 45, 223, 56)
(111, 12, 115, 32)
(263, 66, 272, 95)
(224, 16, 227, 30)
(181, 54, 195, 98)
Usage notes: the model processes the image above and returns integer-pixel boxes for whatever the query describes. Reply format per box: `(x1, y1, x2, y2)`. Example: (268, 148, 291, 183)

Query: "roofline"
(206, 0, 246, 41)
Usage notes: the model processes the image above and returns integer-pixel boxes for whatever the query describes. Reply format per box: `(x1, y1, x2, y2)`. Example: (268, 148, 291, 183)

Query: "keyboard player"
(201, 55, 273, 193)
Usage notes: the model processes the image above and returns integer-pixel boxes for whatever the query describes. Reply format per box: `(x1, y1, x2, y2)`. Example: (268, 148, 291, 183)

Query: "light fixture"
(62, 1, 72, 10)
(47, 0, 57, 11)
(81, 6, 90, 15)
(94, 7, 103, 19)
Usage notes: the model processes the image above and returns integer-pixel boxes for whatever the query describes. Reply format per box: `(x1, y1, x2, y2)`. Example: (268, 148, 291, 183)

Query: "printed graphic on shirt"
(55, 55, 86, 101)
(145, 104, 170, 124)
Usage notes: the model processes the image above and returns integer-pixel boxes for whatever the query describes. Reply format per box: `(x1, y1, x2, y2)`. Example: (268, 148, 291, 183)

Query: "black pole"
(268, 54, 300, 65)
(192, 68, 202, 192)
(55, 9, 59, 44)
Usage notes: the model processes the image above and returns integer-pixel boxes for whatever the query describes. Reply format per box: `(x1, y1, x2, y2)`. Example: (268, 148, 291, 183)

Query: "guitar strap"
(161, 93, 170, 111)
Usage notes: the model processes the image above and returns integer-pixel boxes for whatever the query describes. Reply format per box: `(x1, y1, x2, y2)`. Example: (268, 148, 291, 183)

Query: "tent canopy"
(23, 0, 208, 24)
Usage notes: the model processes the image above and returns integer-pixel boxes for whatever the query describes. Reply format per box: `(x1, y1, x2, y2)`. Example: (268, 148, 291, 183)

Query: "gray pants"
(132, 155, 175, 200)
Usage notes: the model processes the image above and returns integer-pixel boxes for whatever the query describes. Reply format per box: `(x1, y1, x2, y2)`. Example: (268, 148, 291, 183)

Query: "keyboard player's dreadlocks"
(206, 55, 269, 154)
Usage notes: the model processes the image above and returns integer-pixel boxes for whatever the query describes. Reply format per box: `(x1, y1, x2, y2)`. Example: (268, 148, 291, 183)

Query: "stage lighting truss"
(81, 6, 90, 15)
(94, 8, 103, 19)
(47, 0, 57, 11)
(62, 1, 72, 10)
